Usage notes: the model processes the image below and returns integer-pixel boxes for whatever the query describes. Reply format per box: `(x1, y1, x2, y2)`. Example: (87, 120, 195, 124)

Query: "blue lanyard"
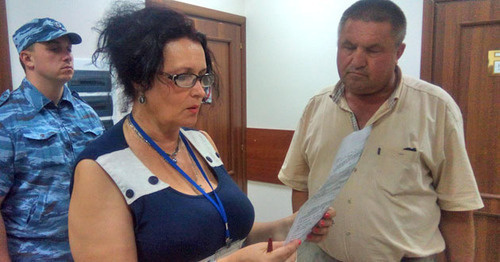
(129, 114, 231, 246)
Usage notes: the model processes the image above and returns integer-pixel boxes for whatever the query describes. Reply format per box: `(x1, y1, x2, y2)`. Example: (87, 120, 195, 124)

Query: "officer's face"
(22, 36, 74, 85)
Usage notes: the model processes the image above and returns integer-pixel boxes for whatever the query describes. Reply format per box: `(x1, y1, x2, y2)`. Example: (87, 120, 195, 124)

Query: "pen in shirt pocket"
(377, 147, 417, 155)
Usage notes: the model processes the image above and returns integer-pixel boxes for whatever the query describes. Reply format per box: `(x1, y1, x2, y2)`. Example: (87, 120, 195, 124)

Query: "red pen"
(267, 237, 273, 252)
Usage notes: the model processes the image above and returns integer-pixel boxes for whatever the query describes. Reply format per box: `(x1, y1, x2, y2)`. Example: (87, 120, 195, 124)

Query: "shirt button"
(346, 232, 351, 236)
(353, 168, 357, 172)
(148, 176, 159, 185)
(348, 199, 352, 204)
(125, 189, 135, 198)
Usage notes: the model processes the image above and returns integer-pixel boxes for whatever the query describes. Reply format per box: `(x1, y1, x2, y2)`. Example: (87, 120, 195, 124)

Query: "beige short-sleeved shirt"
(278, 72, 484, 261)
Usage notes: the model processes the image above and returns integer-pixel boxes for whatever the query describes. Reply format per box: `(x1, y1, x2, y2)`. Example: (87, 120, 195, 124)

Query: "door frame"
(0, 0, 12, 93)
(420, 0, 435, 83)
(148, 0, 245, 25)
(420, 1, 499, 261)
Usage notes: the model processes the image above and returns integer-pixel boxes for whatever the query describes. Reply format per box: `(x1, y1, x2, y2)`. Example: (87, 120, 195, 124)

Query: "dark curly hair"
(92, 2, 218, 102)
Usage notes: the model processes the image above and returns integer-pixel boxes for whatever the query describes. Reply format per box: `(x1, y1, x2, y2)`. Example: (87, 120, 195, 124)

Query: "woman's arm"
(245, 208, 335, 245)
(245, 214, 294, 244)
(0, 197, 11, 262)
(219, 207, 334, 262)
(69, 160, 137, 261)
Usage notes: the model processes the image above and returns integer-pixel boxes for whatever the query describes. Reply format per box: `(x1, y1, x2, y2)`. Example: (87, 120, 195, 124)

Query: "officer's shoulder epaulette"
(0, 89, 12, 107)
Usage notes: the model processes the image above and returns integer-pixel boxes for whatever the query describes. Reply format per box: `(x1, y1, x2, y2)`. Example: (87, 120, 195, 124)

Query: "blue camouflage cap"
(13, 17, 82, 53)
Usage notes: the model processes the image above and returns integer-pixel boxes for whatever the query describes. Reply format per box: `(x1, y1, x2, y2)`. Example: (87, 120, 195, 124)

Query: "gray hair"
(338, 0, 407, 46)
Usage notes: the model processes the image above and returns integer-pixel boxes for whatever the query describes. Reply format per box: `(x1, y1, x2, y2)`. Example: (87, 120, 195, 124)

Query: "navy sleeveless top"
(72, 118, 255, 261)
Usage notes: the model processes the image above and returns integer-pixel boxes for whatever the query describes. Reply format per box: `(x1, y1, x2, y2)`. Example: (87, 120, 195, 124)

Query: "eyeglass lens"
(176, 73, 214, 88)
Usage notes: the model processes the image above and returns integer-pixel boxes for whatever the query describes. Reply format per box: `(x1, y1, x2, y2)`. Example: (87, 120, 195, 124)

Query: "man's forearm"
(292, 189, 308, 212)
(439, 210, 475, 262)
(246, 189, 310, 245)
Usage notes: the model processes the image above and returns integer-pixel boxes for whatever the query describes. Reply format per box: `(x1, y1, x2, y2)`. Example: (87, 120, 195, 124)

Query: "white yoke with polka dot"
(96, 129, 223, 205)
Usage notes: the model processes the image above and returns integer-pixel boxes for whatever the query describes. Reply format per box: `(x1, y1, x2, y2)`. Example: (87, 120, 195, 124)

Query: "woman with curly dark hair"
(68, 3, 333, 261)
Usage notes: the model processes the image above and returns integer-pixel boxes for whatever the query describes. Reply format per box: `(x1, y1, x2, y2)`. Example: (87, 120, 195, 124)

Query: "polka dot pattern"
(126, 189, 135, 198)
(148, 176, 159, 185)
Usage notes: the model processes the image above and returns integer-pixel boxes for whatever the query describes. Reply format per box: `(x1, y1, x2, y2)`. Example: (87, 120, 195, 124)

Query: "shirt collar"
(22, 78, 75, 112)
(330, 65, 403, 109)
(388, 66, 403, 108)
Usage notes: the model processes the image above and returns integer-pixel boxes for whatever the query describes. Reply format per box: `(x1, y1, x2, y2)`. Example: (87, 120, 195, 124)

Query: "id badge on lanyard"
(199, 238, 245, 262)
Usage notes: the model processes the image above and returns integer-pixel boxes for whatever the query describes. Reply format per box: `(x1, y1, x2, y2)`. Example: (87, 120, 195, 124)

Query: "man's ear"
(396, 43, 406, 60)
(19, 50, 34, 70)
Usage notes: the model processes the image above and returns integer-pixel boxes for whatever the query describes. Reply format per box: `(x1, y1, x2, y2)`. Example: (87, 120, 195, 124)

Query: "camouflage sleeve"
(0, 128, 14, 197)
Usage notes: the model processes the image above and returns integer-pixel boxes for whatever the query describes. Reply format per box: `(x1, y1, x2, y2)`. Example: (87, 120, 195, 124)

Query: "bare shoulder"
(73, 160, 119, 196)
(71, 159, 130, 211)
(69, 159, 137, 260)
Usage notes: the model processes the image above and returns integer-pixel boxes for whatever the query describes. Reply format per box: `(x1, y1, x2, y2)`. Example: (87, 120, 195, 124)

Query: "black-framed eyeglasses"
(158, 72, 215, 88)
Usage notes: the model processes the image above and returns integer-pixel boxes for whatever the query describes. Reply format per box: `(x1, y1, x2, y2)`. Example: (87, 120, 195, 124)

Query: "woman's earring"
(139, 93, 146, 104)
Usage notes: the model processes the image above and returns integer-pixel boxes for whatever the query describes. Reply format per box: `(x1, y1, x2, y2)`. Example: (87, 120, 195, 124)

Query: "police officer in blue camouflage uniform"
(0, 18, 104, 261)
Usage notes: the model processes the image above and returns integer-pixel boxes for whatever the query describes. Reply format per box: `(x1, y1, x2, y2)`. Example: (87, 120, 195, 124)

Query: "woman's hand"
(219, 239, 301, 262)
(305, 207, 335, 243)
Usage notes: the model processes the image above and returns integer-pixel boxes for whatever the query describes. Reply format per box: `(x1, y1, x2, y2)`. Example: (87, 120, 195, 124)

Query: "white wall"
(245, 0, 423, 222)
(246, 0, 423, 130)
(6, 0, 134, 87)
(6, 0, 423, 223)
(245, 0, 422, 221)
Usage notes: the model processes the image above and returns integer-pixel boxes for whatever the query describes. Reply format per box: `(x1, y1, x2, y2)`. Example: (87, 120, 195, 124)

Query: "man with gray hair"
(278, 0, 483, 261)
(0, 18, 104, 260)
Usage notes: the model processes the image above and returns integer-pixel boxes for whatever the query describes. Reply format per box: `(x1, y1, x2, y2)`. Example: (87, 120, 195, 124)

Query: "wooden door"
(421, 0, 499, 261)
(146, 0, 247, 192)
(0, 0, 12, 93)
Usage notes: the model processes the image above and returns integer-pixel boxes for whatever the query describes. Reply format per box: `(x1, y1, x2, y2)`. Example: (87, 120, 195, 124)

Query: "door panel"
(197, 37, 233, 177)
(422, 1, 499, 261)
(457, 22, 499, 194)
(192, 18, 245, 191)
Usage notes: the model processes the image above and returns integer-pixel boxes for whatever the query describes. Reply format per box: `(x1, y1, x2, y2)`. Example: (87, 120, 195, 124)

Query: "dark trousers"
(401, 256, 437, 262)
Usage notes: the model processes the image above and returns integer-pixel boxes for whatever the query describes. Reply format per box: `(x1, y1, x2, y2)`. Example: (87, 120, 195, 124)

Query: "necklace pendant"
(171, 158, 177, 163)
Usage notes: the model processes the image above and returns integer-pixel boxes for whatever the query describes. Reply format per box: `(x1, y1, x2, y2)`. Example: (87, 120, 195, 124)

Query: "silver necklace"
(187, 151, 205, 190)
(127, 116, 205, 191)
(127, 116, 180, 162)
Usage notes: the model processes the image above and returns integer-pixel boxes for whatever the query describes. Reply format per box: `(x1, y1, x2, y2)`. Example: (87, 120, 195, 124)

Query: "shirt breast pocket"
(373, 147, 423, 195)
(79, 124, 103, 138)
(17, 128, 67, 168)
(73, 121, 104, 153)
